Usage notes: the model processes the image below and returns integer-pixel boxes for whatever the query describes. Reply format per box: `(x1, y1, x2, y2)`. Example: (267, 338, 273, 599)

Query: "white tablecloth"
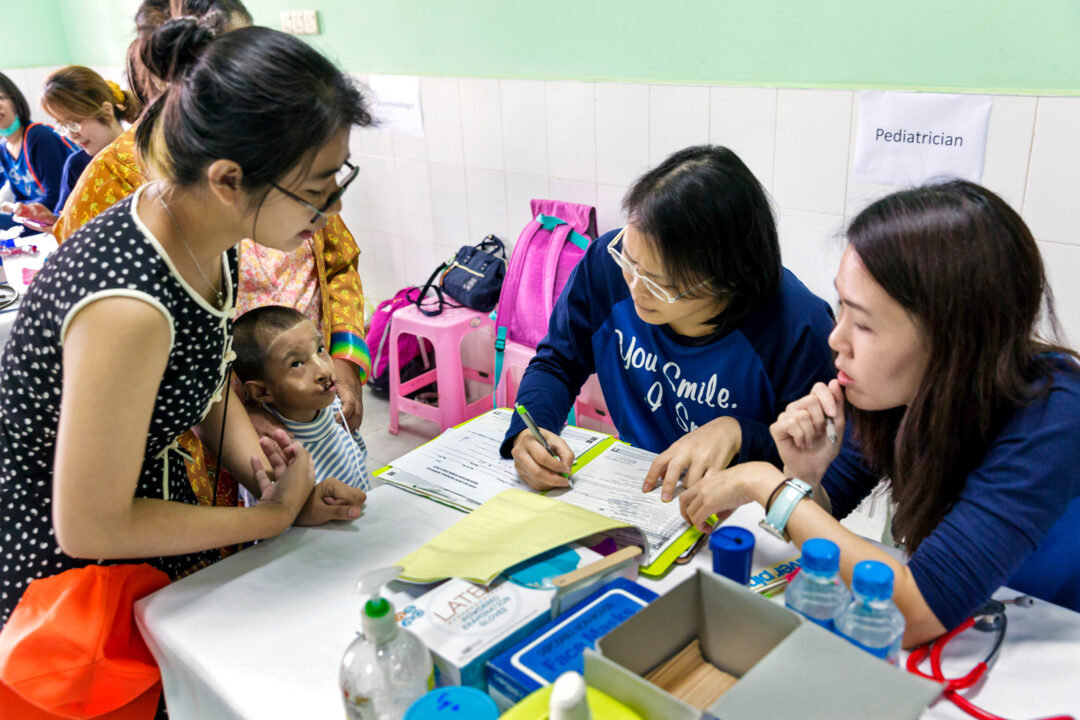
(0, 233, 56, 352)
(135, 485, 1080, 719)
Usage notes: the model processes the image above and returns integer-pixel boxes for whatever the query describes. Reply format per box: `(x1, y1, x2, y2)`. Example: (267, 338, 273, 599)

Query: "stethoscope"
(906, 597, 1075, 720)
(0, 282, 18, 312)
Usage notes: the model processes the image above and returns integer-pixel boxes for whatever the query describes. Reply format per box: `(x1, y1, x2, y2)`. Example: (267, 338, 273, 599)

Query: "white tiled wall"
(9, 65, 1077, 346)
(343, 75, 1080, 348)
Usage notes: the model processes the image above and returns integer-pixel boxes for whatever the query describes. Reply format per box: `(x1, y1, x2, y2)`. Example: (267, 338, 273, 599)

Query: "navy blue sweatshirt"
(824, 360, 1080, 629)
(0, 123, 75, 228)
(501, 228, 836, 465)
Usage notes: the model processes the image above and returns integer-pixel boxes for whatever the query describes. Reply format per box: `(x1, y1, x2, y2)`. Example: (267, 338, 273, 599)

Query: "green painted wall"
(2, 0, 70, 68)
(4, 0, 1080, 94)
(56, 0, 141, 73)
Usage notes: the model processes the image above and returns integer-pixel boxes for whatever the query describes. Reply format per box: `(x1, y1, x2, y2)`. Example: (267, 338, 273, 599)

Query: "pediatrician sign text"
(853, 91, 991, 187)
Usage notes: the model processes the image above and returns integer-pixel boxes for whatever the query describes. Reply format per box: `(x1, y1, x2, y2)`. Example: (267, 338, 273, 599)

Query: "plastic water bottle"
(341, 566, 433, 719)
(835, 560, 905, 664)
(785, 538, 850, 632)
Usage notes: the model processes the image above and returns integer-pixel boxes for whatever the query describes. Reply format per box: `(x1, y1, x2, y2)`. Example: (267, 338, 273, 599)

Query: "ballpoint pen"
(515, 403, 574, 487)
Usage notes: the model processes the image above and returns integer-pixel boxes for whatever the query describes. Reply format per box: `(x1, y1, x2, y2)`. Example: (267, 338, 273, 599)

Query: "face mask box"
(385, 546, 600, 690)
(486, 577, 657, 710)
(587, 569, 942, 720)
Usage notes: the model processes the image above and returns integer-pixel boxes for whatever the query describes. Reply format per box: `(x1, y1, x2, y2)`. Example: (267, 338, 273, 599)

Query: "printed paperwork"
(384, 410, 702, 581)
(550, 443, 690, 560)
(379, 408, 609, 511)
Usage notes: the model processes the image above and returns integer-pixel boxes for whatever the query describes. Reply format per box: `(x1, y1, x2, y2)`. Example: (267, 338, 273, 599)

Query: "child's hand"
(253, 431, 314, 517)
(295, 478, 366, 525)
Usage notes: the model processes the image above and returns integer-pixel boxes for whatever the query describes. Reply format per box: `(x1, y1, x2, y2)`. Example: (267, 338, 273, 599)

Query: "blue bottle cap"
(403, 687, 499, 720)
(852, 560, 894, 600)
(800, 538, 840, 574)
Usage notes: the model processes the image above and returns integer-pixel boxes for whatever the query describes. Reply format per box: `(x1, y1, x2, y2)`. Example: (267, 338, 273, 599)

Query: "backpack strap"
(492, 325, 508, 409)
(535, 213, 590, 250)
(493, 210, 552, 408)
(535, 213, 592, 315)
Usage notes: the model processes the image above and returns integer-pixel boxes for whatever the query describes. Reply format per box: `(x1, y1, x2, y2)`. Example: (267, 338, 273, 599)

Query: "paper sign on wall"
(367, 74, 424, 138)
(853, 91, 991, 187)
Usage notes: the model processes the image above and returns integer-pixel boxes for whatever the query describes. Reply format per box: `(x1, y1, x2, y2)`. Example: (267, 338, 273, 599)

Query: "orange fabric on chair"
(0, 564, 169, 719)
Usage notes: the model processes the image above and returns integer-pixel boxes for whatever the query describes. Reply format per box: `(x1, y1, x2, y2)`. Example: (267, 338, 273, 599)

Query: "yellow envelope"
(396, 488, 635, 584)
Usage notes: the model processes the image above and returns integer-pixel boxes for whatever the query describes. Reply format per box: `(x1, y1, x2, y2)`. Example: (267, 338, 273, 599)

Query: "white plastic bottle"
(785, 538, 850, 632)
(340, 566, 433, 719)
(835, 560, 905, 664)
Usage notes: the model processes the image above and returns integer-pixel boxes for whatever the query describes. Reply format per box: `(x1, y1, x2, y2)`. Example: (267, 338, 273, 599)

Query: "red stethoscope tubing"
(906, 617, 1074, 720)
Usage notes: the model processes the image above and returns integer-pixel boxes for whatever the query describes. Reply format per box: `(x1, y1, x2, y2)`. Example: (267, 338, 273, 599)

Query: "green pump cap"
(365, 596, 391, 618)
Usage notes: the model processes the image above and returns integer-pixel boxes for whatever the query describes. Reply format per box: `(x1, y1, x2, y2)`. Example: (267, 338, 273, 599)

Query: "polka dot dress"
(0, 185, 238, 626)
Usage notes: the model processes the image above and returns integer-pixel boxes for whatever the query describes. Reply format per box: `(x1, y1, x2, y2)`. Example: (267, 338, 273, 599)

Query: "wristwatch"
(759, 478, 813, 542)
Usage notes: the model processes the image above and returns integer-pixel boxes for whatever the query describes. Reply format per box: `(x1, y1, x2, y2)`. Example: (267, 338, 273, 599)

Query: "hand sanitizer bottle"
(549, 671, 592, 720)
(340, 566, 433, 719)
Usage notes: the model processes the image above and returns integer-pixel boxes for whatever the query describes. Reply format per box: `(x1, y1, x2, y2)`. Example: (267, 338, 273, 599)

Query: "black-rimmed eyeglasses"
(272, 160, 359, 224)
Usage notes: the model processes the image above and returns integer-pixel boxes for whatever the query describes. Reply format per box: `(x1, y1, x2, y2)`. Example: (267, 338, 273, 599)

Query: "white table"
(0, 233, 56, 351)
(136, 485, 1080, 720)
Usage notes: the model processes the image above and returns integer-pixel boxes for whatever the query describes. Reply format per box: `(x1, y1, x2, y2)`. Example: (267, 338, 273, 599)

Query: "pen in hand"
(515, 403, 574, 487)
(825, 416, 838, 445)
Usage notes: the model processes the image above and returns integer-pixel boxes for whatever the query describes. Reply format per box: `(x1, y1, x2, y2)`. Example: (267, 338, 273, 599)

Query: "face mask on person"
(0, 117, 21, 137)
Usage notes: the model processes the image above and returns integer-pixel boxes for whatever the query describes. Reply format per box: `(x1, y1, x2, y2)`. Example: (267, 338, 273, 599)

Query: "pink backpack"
(367, 287, 432, 393)
(493, 199, 597, 404)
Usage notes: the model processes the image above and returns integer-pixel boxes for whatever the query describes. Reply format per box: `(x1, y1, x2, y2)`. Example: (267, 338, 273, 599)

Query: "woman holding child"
(0, 18, 370, 627)
(677, 181, 1080, 643)
(53, 0, 372, 511)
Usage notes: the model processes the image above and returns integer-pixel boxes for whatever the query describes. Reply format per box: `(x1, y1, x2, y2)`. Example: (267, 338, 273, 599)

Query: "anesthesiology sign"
(853, 91, 991, 187)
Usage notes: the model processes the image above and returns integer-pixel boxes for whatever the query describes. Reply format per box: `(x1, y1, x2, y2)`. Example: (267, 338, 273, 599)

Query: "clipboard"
(378, 409, 698, 577)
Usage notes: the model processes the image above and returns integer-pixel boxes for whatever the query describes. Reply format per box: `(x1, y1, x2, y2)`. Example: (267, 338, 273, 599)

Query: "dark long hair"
(623, 145, 781, 327)
(847, 180, 1074, 551)
(134, 21, 371, 203)
(0, 72, 32, 129)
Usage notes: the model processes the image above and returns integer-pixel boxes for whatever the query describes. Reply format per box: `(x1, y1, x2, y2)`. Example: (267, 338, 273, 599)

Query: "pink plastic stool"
(388, 304, 496, 435)
(494, 338, 618, 438)
(574, 374, 618, 438)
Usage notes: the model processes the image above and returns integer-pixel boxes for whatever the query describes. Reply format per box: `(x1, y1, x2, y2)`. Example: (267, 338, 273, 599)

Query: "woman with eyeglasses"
(0, 72, 78, 232)
(0, 21, 371, 628)
(676, 181, 1080, 644)
(502, 145, 836, 494)
(6, 67, 141, 233)
(51, 0, 373, 513)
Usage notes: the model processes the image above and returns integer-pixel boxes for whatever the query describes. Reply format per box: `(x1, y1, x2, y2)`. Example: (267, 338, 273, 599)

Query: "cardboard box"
(487, 578, 657, 708)
(590, 569, 942, 720)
